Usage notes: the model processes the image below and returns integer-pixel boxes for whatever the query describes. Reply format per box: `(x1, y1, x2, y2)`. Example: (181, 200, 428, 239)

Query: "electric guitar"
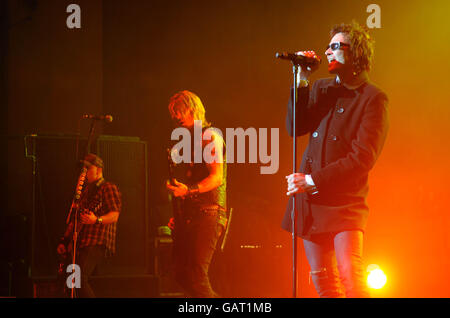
(167, 148, 183, 222)
(68, 201, 103, 253)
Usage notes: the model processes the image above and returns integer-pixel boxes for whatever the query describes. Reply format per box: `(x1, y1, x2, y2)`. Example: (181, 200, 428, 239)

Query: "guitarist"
(57, 153, 121, 298)
(166, 90, 227, 298)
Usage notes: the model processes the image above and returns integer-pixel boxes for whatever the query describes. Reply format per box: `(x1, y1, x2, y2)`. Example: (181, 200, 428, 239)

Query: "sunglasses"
(326, 42, 350, 51)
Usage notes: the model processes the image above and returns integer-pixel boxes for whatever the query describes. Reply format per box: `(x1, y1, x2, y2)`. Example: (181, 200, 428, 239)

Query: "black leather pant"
(303, 230, 370, 298)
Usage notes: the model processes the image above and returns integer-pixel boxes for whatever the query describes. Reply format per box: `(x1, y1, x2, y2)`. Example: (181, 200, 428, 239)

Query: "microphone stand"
(66, 167, 86, 298)
(291, 63, 300, 298)
(278, 52, 321, 298)
(65, 118, 98, 298)
(85, 118, 97, 156)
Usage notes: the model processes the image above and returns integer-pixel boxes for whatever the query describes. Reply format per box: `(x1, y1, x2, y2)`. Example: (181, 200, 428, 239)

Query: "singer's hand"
(296, 50, 320, 82)
(286, 173, 315, 195)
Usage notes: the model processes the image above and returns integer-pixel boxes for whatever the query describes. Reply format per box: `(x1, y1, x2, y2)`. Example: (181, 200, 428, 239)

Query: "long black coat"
(281, 77, 389, 239)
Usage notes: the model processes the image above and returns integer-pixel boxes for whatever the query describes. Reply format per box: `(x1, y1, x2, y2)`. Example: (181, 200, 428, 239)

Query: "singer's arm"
(286, 79, 327, 137)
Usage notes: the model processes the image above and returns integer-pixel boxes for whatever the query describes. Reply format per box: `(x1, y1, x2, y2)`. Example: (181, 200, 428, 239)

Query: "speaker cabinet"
(95, 135, 149, 275)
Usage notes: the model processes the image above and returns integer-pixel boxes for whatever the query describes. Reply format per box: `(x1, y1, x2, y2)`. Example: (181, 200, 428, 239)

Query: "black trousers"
(76, 245, 105, 298)
(172, 208, 224, 298)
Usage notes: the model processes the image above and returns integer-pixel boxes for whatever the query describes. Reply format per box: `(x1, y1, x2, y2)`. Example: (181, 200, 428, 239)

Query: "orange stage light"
(367, 264, 387, 290)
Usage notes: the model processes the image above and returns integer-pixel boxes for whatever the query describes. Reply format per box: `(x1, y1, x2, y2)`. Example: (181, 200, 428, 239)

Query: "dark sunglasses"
(326, 42, 350, 51)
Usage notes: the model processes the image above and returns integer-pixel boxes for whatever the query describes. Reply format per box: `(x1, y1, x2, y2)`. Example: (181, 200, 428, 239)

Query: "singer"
(281, 21, 389, 298)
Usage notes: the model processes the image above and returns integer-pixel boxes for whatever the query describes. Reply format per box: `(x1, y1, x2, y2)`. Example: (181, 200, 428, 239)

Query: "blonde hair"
(168, 90, 211, 127)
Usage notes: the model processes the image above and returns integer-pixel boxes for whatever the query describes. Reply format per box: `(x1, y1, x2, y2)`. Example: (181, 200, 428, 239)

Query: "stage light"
(366, 264, 387, 289)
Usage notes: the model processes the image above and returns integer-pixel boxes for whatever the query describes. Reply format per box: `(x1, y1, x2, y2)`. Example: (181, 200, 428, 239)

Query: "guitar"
(167, 148, 183, 223)
(68, 201, 103, 253)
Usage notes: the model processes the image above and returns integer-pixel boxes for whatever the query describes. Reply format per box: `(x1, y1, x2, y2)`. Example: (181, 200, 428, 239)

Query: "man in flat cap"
(57, 153, 121, 297)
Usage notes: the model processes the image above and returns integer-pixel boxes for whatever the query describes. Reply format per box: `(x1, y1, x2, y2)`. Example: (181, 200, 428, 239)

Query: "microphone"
(275, 51, 321, 66)
(82, 114, 113, 123)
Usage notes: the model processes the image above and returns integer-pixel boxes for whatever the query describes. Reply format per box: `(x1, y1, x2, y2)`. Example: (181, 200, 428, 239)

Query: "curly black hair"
(330, 21, 375, 74)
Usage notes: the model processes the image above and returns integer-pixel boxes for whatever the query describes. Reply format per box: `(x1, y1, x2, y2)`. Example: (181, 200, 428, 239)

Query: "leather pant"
(303, 230, 370, 298)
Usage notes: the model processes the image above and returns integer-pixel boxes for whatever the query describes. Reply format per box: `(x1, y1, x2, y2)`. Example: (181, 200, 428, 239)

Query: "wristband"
(187, 184, 200, 198)
(299, 79, 309, 88)
(96, 217, 103, 225)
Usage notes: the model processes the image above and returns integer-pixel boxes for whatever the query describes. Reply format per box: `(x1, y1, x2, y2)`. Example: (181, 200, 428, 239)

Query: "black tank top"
(181, 126, 227, 211)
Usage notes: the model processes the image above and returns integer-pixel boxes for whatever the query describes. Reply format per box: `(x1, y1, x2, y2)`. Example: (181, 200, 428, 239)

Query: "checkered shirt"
(64, 180, 121, 256)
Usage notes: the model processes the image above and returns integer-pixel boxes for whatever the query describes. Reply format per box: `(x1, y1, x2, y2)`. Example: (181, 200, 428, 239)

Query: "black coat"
(281, 77, 389, 239)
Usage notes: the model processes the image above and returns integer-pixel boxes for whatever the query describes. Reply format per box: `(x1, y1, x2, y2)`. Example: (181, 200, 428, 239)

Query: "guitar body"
(167, 148, 183, 225)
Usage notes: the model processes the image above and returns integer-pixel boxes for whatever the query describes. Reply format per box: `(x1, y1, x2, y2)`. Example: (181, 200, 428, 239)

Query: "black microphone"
(82, 114, 113, 123)
(275, 51, 322, 66)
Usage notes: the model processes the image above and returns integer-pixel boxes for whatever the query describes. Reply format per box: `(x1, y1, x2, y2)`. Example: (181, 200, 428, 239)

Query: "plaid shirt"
(64, 179, 121, 256)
